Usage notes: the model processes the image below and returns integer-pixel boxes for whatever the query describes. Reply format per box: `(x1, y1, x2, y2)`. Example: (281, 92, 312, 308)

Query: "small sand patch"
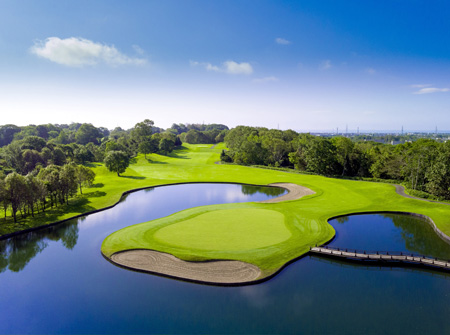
(110, 250, 261, 284)
(259, 183, 315, 203)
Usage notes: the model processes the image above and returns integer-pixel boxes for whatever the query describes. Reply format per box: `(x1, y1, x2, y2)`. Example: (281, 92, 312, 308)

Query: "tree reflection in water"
(241, 184, 286, 197)
(384, 214, 450, 260)
(0, 220, 79, 273)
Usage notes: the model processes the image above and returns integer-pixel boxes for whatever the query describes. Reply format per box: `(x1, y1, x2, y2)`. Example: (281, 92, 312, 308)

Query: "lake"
(0, 184, 449, 334)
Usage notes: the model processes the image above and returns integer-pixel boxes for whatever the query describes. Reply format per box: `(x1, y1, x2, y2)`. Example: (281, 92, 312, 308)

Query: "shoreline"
(103, 183, 317, 285)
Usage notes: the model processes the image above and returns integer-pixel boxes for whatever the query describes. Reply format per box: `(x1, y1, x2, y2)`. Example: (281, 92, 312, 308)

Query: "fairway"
(96, 145, 450, 283)
(155, 209, 290, 251)
(3, 143, 449, 283)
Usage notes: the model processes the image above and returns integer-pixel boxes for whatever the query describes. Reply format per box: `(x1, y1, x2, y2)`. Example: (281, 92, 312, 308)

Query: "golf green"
(154, 208, 290, 251)
(99, 144, 450, 283)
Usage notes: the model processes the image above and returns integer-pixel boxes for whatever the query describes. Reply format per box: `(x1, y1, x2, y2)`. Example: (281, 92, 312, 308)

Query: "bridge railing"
(310, 245, 450, 264)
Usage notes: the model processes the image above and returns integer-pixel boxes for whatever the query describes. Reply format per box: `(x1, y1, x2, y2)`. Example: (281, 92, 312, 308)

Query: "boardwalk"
(310, 246, 450, 271)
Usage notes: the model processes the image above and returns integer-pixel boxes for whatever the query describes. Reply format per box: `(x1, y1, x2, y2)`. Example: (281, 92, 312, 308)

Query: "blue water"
(328, 213, 450, 259)
(0, 185, 449, 334)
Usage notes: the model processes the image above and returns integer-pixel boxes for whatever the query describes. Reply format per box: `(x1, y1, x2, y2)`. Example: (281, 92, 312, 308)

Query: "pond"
(327, 213, 450, 259)
(0, 184, 449, 334)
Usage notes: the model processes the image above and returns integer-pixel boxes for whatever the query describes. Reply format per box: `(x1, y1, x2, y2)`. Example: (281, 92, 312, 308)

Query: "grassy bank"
(96, 144, 450, 279)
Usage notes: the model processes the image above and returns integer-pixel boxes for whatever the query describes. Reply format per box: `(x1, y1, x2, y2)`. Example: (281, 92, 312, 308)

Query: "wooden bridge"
(310, 246, 450, 271)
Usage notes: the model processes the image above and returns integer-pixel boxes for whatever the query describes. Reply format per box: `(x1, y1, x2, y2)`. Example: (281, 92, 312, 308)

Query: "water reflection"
(241, 184, 286, 197)
(328, 213, 450, 260)
(0, 188, 450, 333)
(0, 220, 79, 273)
(0, 183, 281, 273)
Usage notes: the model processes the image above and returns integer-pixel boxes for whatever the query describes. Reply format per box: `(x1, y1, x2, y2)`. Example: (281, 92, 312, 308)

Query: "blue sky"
(0, 0, 449, 131)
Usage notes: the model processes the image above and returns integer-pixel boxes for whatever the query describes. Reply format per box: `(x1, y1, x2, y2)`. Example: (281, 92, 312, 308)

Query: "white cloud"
(31, 37, 147, 67)
(365, 68, 376, 75)
(132, 44, 145, 55)
(252, 76, 279, 83)
(223, 61, 253, 74)
(410, 84, 432, 88)
(413, 87, 450, 94)
(275, 37, 291, 45)
(320, 60, 332, 70)
(190, 60, 253, 75)
(205, 63, 221, 72)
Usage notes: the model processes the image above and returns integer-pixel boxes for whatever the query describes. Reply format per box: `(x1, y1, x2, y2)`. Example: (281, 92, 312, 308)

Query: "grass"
(97, 143, 450, 279)
(4, 143, 450, 279)
(151, 208, 290, 250)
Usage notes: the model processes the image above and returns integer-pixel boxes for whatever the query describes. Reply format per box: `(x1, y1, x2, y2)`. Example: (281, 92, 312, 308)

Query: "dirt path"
(110, 250, 261, 284)
(395, 185, 450, 206)
(259, 183, 315, 203)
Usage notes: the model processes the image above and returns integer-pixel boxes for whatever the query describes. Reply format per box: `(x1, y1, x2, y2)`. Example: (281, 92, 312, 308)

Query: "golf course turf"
(97, 144, 450, 284)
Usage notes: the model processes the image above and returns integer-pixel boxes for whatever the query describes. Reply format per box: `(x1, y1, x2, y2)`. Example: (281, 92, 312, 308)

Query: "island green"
(98, 144, 450, 279)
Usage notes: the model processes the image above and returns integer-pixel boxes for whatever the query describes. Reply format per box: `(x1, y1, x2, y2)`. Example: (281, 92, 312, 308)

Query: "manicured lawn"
(154, 208, 290, 251)
(98, 144, 450, 279)
(4, 143, 450, 279)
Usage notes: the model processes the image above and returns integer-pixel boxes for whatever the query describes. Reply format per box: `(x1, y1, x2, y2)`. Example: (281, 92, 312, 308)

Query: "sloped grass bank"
(100, 144, 450, 280)
(4, 143, 450, 280)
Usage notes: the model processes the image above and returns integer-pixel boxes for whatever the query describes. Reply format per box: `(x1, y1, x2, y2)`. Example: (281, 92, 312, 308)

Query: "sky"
(0, 0, 449, 132)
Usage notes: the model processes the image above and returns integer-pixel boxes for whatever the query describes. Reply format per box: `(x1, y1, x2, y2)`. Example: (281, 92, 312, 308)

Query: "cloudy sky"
(1, 0, 449, 132)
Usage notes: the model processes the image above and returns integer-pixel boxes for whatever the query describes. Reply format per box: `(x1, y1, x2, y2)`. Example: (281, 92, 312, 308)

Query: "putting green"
(154, 209, 290, 251)
(98, 144, 450, 283)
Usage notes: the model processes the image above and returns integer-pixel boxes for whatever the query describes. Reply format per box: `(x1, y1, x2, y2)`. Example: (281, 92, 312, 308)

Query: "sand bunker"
(259, 183, 315, 203)
(108, 183, 313, 284)
(110, 250, 261, 284)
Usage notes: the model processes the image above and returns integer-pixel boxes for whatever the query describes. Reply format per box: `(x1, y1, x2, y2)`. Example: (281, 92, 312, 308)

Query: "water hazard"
(0, 185, 449, 334)
(327, 213, 450, 260)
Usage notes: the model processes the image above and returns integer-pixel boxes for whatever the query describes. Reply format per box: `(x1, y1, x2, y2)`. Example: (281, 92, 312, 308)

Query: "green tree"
(59, 164, 78, 205)
(425, 142, 450, 198)
(159, 138, 175, 154)
(332, 137, 354, 176)
(4, 172, 26, 222)
(73, 146, 95, 164)
(3, 141, 25, 173)
(403, 139, 437, 191)
(52, 147, 67, 165)
(75, 165, 96, 194)
(0, 178, 9, 220)
(303, 137, 337, 175)
(138, 141, 154, 158)
(0, 124, 21, 147)
(104, 151, 130, 176)
(131, 119, 154, 143)
(22, 149, 44, 174)
(37, 165, 61, 208)
(21, 136, 47, 151)
(75, 123, 101, 145)
(184, 129, 209, 144)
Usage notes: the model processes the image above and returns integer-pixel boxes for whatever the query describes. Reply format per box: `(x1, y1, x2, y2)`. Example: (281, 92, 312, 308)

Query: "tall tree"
(4, 172, 26, 222)
(59, 164, 78, 205)
(0, 178, 9, 220)
(75, 165, 96, 194)
(132, 119, 154, 143)
(104, 151, 130, 176)
(75, 123, 101, 145)
(158, 138, 175, 154)
(332, 137, 355, 176)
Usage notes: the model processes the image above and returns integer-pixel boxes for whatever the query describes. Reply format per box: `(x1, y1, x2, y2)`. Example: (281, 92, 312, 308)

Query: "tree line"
(0, 120, 229, 223)
(0, 164, 95, 222)
(222, 126, 450, 200)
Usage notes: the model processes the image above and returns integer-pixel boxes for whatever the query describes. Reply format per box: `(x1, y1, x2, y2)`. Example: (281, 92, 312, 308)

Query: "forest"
(0, 120, 449, 225)
(221, 126, 450, 201)
(0, 121, 227, 223)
